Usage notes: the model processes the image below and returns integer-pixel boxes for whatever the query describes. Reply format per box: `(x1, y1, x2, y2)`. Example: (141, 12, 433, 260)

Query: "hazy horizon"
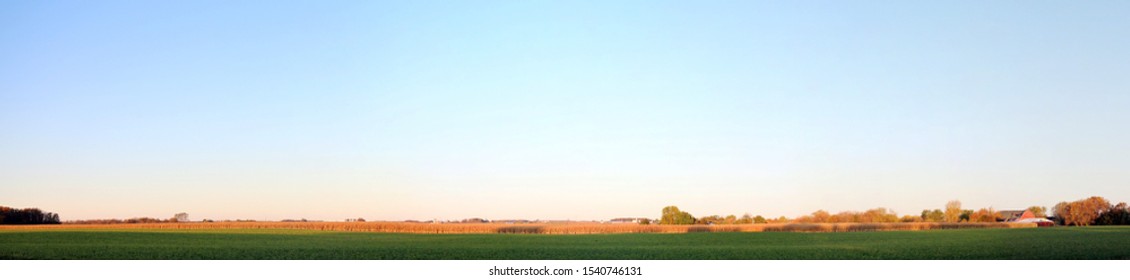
(3, 1, 1129, 221)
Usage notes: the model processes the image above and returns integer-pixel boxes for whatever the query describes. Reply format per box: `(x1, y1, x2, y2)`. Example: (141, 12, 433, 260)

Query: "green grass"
(1, 227, 1128, 259)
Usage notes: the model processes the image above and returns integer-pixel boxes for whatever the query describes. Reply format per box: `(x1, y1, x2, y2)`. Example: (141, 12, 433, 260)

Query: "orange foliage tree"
(1054, 196, 1112, 226)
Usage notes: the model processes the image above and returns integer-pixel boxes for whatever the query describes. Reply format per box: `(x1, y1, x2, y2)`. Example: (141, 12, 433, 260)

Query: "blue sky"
(3, 1, 1129, 221)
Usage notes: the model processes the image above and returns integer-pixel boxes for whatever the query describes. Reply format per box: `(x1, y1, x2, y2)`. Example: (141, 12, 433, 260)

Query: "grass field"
(2, 226, 1128, 259)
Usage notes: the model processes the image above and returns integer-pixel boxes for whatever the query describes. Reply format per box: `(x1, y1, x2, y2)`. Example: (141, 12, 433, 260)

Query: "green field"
(2, 227, 1129, 259)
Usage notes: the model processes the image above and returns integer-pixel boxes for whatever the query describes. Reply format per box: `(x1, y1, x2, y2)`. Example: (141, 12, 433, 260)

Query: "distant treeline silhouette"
(0, 206, 61, 224)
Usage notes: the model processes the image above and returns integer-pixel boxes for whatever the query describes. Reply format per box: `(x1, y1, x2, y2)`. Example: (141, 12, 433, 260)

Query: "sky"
(2, 1, 1129, 221)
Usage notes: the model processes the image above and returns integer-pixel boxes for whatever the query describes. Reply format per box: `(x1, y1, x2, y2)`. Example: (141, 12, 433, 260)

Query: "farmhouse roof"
(998, 210, 1035, 222)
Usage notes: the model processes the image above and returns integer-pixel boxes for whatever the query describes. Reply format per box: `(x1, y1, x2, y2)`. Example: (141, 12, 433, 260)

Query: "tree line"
(910, 200, 1021, 223)
(0, 206, 61, 224)
(657, 195, 1129, 226)
(659, 206, 787, 225)
(65, 213, 189, 224)
(65, 217, 183, 224)
(1053, 196, 1130, 226)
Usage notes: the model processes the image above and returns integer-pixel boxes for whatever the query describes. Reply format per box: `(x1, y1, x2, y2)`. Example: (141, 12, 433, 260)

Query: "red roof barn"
(998, 210, 1035, 222)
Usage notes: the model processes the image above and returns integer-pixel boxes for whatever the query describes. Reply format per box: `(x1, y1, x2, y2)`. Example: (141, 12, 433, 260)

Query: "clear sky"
(3, 1, 1129, 221)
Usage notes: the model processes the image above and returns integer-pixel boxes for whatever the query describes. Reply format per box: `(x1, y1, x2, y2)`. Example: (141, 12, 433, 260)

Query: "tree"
(921, 209, 944, 222)
(836, 211, 858, 222)
(1095, 202, 1129, 225)
(737, 214, 754, 224)
(173, 213, 189, 222)
(944, 200, 962, 223)
(968, 208, 1000, 223)
(1082, 196, 1111, 224)
(793, 215, 813, 223)
(1056, 196, 1113, 226)
(811, 210, 831, 223)
(660, 206, 696, 225)
(1052, 202, 1069, 225)
(661, 206, 681, 225)
(753, 215, 768, 224)
(862, 208, 898, 223)
(775, 216, 789, 223)
(1076, 196, 1110, 226)
(638, 218, 650, 225)
(0, 206, 61, 225)
(959, 210, 973, 222)
(1026, 206, 1047, 218)
(696, 215, 723, 225)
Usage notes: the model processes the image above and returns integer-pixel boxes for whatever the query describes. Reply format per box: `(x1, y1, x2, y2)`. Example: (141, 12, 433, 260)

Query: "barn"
(998, 210, 1035, 222)
(998, 210, 1054, 227)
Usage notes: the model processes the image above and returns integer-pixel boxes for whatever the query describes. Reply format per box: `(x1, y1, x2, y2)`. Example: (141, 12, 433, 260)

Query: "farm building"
(608, 218, 650, 224)
(492, 219, 533, 224)
(997, 210, 1035, 222)
(998, 210, 1054, 226)
(1013, 218, 1055, 227)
